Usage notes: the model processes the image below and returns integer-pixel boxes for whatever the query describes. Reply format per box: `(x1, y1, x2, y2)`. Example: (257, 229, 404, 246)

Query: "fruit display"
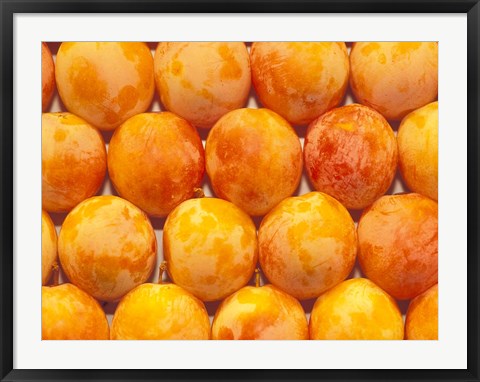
(41, 41, 438, 341)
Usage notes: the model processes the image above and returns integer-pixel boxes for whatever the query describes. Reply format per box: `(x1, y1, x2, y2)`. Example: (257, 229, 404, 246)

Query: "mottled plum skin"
(358, 193, 438, 300)
(42, 210, 57, 285)
(350, 42, 438, 121)
(55, 42, 154, 130)
(304, 104, 397, 210)
(58, 196, 157, 302)
(258, 192, 357, 300)
(154, 42, 251, 129)
(405, 284, 438, 340)
(212, 285, 308, 340)
(108, 112, 205, 217)
(111, 283, 211, 340)
(42, 283, 110, 340)
(309, 278, 404, 340)
(163, 198, 258, 302)
(251, 42, 349, 125)
(398, 102, 438, 201)
(42, 113, 107, 213)
(42, 42, 55, 111)
(206, 108, 303, 216)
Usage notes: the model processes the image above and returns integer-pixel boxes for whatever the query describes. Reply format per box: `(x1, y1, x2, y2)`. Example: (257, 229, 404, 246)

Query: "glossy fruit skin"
(309, 278, 404, 340)
(304, 103, 398, 210)
(58, 195, 157, 302)
(42, 210, 57, 285)
(358, 193, 438, 300)
(42, 283, 110, 340)
(205, 108, 303, 216)
(350, 42, 438, 120)
(42, 42, 55, 111)
(111, 283, 211, 340)
(405, 284, 438, 340)
(251, 42, 349, 125)
(154, 42, 251, 128)
(258, 192, 357, 300)
(42, 112, 107, 213)
(163, 197, 258, 302)
(55, 42, 154, 130)
(398, 102, 438, 201)
(212, 284, 308, 340)
(108, 112, 205, 217)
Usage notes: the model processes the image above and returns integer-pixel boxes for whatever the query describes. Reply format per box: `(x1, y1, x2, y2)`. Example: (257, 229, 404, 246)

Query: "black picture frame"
(1, 1, 479, 381)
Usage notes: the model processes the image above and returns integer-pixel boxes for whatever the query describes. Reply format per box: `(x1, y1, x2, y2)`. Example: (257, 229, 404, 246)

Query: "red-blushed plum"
(42, 42, 55, 111)
(42, 283, 109, 340)
(250, 42, 349, 125)
(108, 112, 205, 217)
(350, 42, 438, 121)
(111, 283, 211, 340)
(212, 284, 308, 340)
(163, 197, 258, 302)
(309, 278, 404, 340)
(42, 210, 57, 285)
(55, 42, 154, 130)
(205, 108, 303, 216)
(405, 283, 438, 340)
(42, 112, 107, 213)
(358, 193, 438, 300)
(58, 195, 157, 302)
(397, 102, 438, 201)
(258, 192, 357, 300)
(304, 104, 397, 210)
(154, 42, 251, 129)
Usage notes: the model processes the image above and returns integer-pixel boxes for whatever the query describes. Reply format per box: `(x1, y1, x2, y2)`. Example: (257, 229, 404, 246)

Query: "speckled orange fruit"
(205, 108, 302, 216)
(398, 102, 438, 201)
(250, 42, 349, 125)
(42, 112, 107, 212)
(111, 282, 210, 340)
(42, 283, 109, 340)
(309, 278, 404, 340)
(212, 284, 308, 340)
(55, 42, 154, 130)
(258, 192, 357, 300)
(154, 42, 251, 129)
(42, 112, 107, 213)
(405, 284, 438, 340)
(42, 210, 57, 285)
(42, 42, 55, 111)
(58, 195, 157, 302)
(350, 42, 438, 120)
(304, 104, 398, 210)
(163, 197, 258, 302)
(108, 112, 205, 217)
(358, 193, 438, 300)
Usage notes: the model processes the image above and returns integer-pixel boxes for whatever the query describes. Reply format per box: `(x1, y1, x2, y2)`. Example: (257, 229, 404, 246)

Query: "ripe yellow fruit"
(154, 42, 251, 128)
(212, 284, 308, 340)
(309, 278, 404, 340)
(405, 284, 438, 340)
(108, 112, 205, 217)
(42, 283, 109, 340)
(350, 42, 438, 120)
(251, 42, 349, 125)
(55, 42, 154, 130)
(163, 197, 258, 302)
(398, 102, 438, 201)
(42, 112, 107, 213)
(41, 210, 57, 285)
(58, 195, 157, 302)
(111, 282, 211, 340)
(205, 108, 303, 216)
(42, 42, 55, 111)
(258, 192, 357, 300)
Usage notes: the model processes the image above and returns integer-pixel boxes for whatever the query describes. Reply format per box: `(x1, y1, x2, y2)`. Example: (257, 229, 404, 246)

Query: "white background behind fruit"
(45, 42, 408, 324)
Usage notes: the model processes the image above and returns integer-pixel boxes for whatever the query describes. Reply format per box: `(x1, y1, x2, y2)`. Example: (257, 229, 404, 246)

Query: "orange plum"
(42, 42, 55, 111)
(41, 210, 57, 285)
(405, 283, 438, 340)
